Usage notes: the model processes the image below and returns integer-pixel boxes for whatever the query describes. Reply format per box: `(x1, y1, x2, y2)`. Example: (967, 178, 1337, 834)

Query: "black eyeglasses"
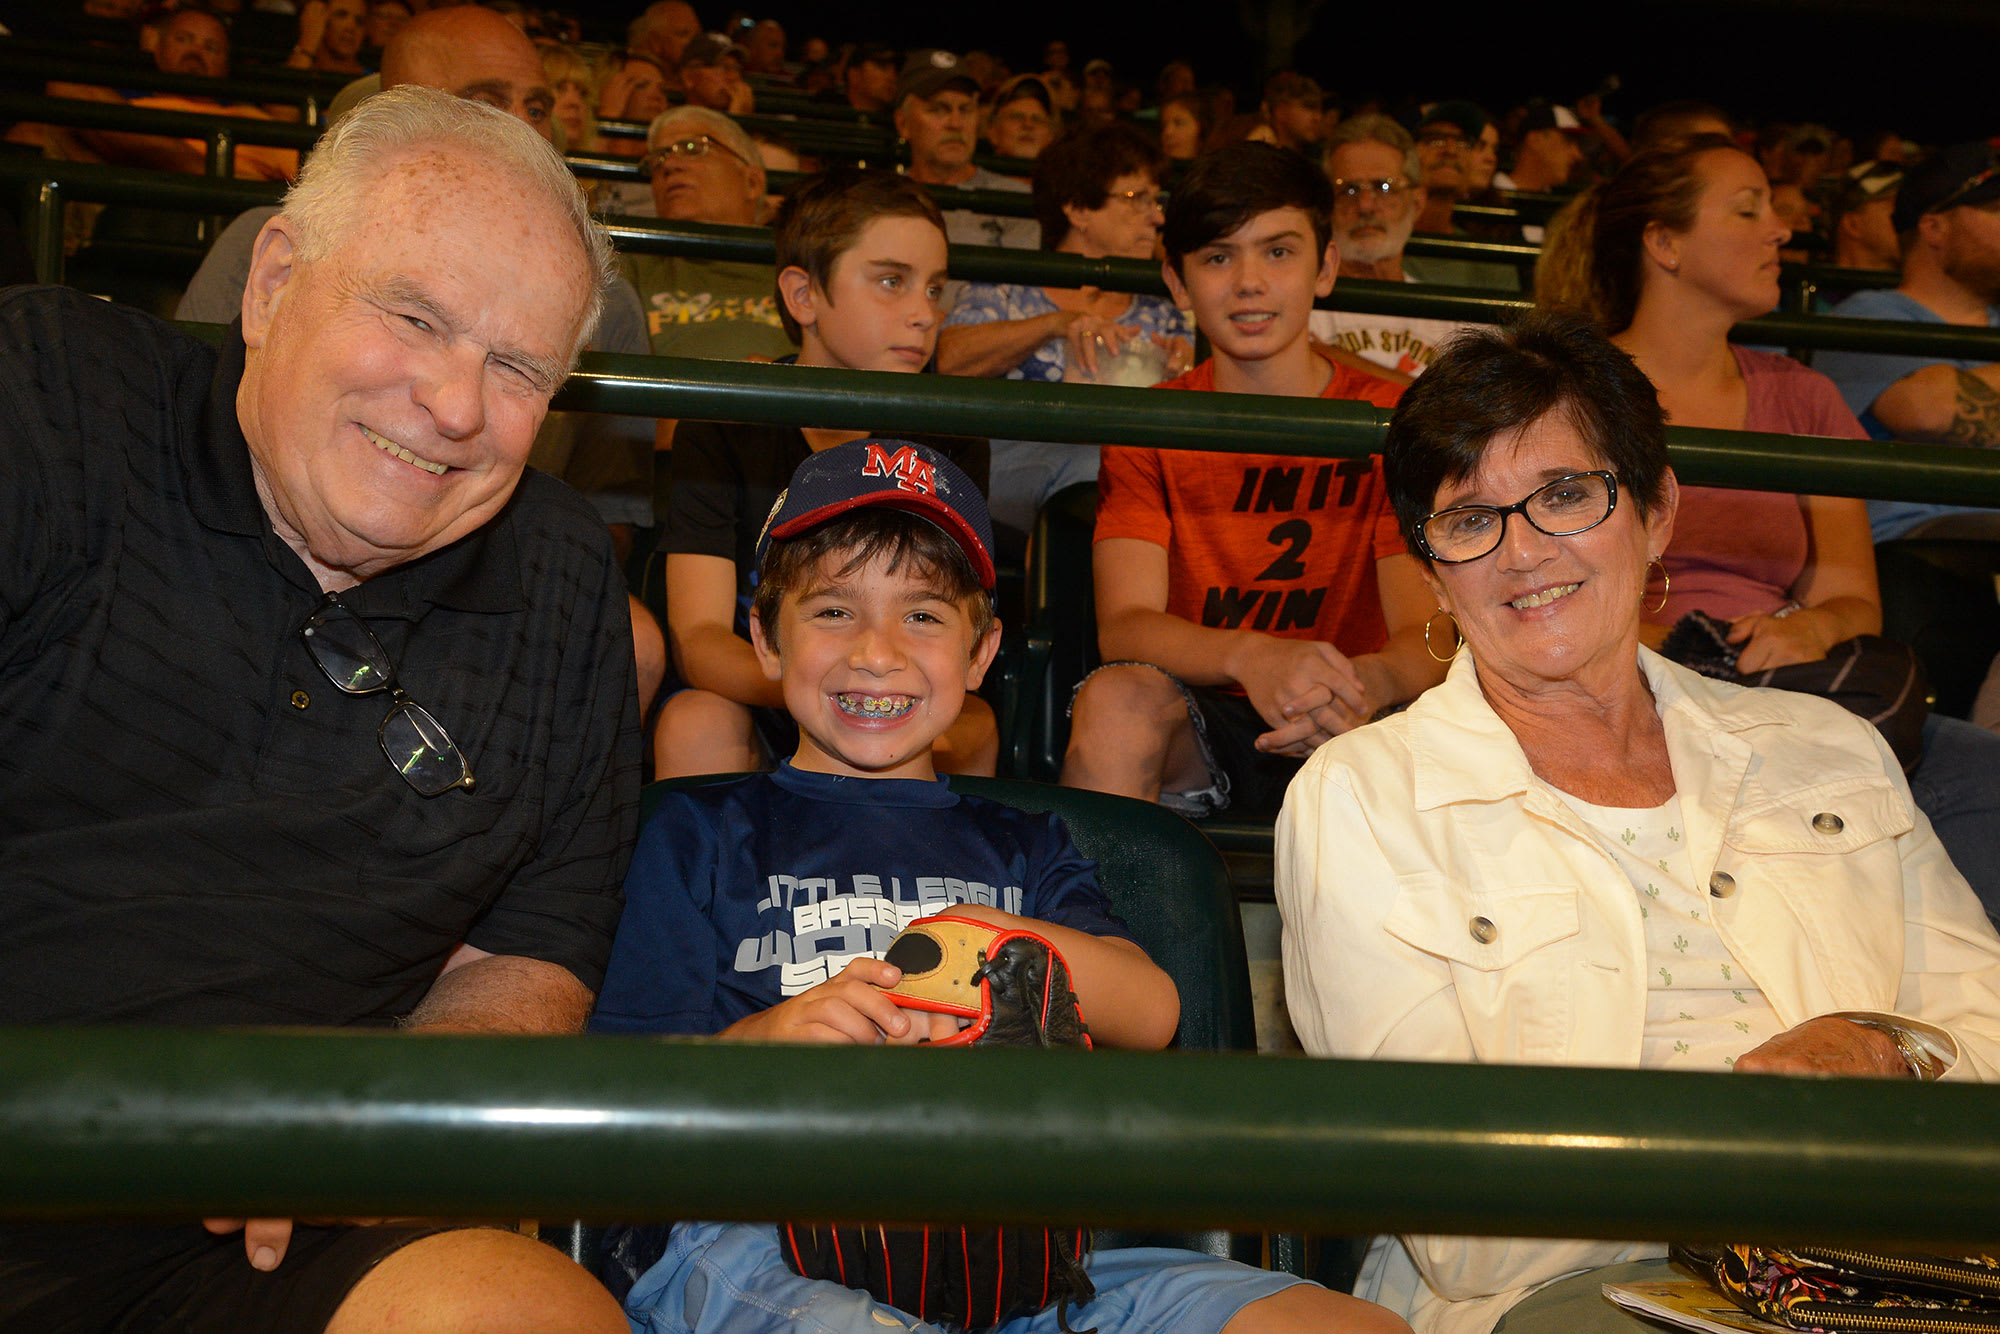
(1416, 470, 1619, 564)
(300, 594, 476, 796)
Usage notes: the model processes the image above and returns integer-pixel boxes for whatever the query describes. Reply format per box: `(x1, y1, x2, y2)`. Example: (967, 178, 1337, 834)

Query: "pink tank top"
(1647, 349, 1867, 625)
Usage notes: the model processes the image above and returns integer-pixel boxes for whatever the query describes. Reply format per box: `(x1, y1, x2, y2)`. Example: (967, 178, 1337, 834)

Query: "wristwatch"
(1843, 1017, 1946, 1080)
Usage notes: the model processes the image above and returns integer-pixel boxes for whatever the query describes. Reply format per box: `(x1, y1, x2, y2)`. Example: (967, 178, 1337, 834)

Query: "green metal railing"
(549, 353, 2000, 509)
(0, 89, 320, 152)
(7, 144, 1974, 366)
(591, 217, 2000, 359)
(0, 47, 330, 117)
(3, 1028, 1996, 1247)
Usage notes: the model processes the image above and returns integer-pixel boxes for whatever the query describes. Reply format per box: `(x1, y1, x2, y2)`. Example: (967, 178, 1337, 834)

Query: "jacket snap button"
(289, 690, 310, 710)
(1469, 915, 1498, 944)
(1709, 871, 1736, 898)
(1812, 812, 1844, 835)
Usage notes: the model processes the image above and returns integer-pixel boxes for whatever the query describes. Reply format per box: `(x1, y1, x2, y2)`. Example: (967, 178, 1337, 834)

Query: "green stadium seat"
(1006, 482, 1102, 782)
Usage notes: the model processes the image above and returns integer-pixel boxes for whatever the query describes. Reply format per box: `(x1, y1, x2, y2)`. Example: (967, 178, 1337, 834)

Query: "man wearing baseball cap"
(680, 32, 753, 114)
(1820, 142, 2000, 540)
(1493, 100, 1583, 194)
(894, 48, 1037, 248)
(1412, 100, 1498, 234)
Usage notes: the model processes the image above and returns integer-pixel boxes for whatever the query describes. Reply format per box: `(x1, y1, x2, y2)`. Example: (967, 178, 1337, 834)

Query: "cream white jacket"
(1276, 648, 2000, 1334)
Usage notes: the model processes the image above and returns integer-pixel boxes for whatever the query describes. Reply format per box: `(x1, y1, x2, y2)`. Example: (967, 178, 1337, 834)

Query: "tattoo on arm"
(1944, 369, 2000, 446)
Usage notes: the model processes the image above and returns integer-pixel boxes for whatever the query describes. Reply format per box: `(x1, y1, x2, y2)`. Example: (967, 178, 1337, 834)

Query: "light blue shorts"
(625, 1220, 1307, 1334)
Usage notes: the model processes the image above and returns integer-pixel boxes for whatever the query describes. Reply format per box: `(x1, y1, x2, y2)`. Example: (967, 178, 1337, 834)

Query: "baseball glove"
(778, 915, 1097, 1332)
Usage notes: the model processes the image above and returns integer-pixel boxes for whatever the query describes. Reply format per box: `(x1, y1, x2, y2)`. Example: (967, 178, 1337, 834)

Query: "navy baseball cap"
(756, 439, 996, 590)
(1894, 142, 2000, 235)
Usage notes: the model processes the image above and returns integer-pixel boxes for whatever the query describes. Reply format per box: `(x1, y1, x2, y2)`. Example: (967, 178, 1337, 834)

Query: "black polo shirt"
(0, 287, 640, 1026)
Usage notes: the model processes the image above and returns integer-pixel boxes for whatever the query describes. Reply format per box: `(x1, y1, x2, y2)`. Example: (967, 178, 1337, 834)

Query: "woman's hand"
(1728, 605, 1841, 673)
(1733, 1016, 1911, 1078)
(1062, 312, 1133, 378)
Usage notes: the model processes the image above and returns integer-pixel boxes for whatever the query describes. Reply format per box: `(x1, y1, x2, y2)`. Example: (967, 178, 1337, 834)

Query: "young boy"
(656, 168, 995, 781)
(593, 441, 1405, 1334)
(1060, 144, 1446, 816)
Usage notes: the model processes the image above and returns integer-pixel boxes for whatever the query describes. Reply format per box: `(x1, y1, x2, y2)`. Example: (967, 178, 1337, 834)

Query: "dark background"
(582, 0, 1998, 145)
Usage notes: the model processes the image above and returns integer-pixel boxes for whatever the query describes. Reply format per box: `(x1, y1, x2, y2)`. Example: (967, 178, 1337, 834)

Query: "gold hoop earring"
(1643, 558, 1670, 614)
(1425, 608, 1463, 663)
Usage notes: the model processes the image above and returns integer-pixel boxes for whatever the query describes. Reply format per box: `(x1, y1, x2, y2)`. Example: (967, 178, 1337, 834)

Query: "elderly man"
(0, 85, 632, 1334)
(624, 106, 789, 360)
(1307, 115, 1516, 381)
(894, 49, 1035, 248)
(1821, 143, 2000, 541)
(175, 2, 664, 699)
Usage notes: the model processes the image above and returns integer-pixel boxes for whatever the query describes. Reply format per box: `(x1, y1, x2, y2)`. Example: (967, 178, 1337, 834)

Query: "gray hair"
(281, 84, 617, 365)
(646, 104, 764, 170)
(1323, 112, 1424, 188)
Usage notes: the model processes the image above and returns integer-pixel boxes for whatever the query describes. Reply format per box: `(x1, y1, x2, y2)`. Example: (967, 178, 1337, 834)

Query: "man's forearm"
(404, 953, 595, 1035)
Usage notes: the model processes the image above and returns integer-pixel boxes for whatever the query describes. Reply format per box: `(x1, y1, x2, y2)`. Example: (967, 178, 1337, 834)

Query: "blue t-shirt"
(1819, 288, 2000, 541)
(591, 763, 1138, 1036)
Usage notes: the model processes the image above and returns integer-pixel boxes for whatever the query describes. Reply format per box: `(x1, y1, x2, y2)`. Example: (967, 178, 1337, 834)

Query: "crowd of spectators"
(7, 4, 2000, 1334)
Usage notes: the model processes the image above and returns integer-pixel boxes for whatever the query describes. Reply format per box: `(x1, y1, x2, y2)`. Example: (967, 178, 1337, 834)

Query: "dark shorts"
(0, 1221, 450, 1334)
(1073, 663, 1303, 819)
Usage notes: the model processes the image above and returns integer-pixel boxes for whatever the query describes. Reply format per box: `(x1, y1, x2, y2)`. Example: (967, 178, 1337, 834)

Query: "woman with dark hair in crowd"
(283, 0, 368, 72)
(937, 123, 1192, 534)
(1278, 309, 2000, 1334)
(1158, 90, 1213, 161)
(1537, 132, 2000, 921)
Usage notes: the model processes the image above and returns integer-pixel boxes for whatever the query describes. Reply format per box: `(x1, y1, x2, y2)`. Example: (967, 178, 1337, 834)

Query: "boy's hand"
(1229, 638, 1369, 756)
(720, 958, 934, 1046)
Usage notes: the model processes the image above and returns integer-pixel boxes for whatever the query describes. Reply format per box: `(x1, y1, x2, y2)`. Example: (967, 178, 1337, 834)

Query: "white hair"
(281, 84, 617, 364)
(646, 104, 764, 170)
(1323, 112, 1425, 189)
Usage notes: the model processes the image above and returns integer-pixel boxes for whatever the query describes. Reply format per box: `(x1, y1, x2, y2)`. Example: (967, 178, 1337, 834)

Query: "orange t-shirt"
(1094, 356, 1406, 656)
(127, 95, 300, 181)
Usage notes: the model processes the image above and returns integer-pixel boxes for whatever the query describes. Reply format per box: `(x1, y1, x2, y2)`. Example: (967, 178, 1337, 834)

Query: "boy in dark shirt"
(656, 169, 992, 781)
(594, 441, 1406, 1334)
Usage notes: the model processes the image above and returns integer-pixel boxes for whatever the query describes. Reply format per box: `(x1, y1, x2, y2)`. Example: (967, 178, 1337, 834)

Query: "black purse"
(1660, 612, 1929, 772)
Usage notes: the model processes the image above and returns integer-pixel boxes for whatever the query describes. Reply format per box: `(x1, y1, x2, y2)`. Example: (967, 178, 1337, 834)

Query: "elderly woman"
(937, 122, 1192, 535)
(1275, 311, 2000, 1334)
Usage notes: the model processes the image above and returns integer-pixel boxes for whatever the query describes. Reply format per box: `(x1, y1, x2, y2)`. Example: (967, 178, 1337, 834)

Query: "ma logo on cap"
(861, 443, 938, 496)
